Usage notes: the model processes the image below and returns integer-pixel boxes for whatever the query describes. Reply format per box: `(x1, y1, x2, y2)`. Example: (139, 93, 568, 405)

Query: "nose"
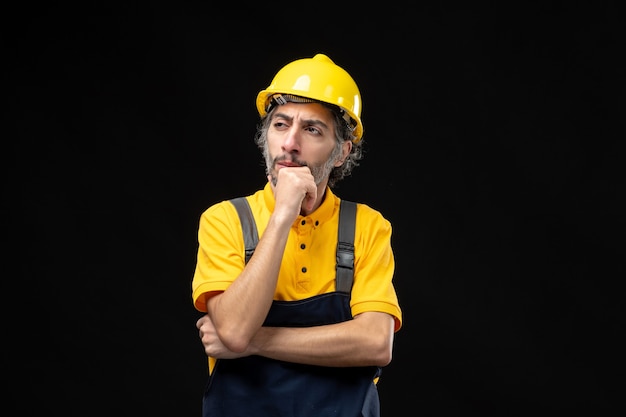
(281, 127, 301, 153)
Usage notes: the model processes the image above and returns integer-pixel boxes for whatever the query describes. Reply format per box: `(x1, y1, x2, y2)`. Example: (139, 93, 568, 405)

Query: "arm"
(251, 311, 395, 367)
(197, 311, 396, 367)
(204, 210, 291, 353)
(206, 168, 318, 353)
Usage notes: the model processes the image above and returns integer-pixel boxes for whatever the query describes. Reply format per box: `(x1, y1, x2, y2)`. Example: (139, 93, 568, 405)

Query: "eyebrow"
(273, 112, 331, 131)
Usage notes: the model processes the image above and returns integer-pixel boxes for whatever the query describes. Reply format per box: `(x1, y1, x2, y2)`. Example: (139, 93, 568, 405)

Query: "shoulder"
(201, 189, 267, 226)
(351, 201, 393, 238)
(354, 201, 389, 222)
(202, 199, 238, 218)
(199, 198, 250, 234)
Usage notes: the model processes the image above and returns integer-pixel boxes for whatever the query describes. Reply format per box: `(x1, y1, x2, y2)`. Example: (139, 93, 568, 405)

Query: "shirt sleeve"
(350, 203, 403, 332)
(191, 201, 246, 312)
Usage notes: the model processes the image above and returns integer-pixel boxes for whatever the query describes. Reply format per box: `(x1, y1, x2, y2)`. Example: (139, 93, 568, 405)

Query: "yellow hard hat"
(256, 54, 364, 142)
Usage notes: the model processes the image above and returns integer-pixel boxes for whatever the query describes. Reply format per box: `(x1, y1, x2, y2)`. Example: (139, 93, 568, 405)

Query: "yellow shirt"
(192, 183, 402, 332)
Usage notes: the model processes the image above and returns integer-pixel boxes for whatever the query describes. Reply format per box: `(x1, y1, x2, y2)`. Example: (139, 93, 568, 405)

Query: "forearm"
(249, 312, 395, 367)
(208, 214, 292, 352)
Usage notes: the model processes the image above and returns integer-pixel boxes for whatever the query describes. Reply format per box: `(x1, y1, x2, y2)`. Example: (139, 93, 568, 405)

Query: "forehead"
(271, 102, 335, 123)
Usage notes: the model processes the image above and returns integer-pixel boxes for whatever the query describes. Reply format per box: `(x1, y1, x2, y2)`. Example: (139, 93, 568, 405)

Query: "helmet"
(256, 54, 364, 142)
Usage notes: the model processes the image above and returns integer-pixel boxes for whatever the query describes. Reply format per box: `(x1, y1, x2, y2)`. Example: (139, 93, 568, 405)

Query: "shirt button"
(301, 220, 306, 225)
(300, 243, 306, 249)
(301, 267, 307, 273)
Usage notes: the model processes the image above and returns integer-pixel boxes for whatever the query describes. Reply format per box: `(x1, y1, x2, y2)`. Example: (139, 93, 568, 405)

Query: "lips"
(278, 161, 301, 167)
(274, 155, 306, 169)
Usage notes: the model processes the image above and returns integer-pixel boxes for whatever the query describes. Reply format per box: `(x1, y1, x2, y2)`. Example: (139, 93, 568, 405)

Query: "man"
(192, 53, 402, 417)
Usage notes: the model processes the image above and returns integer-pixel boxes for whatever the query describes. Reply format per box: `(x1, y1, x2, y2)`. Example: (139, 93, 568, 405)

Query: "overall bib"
(202, 199, 381, 417)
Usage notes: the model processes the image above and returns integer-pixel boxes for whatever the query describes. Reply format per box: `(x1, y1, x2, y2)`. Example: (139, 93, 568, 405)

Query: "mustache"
(273, 154, 308, 167)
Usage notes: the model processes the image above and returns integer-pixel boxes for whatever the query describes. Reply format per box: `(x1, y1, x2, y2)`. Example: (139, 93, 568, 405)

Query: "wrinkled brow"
(273, 112, 331, 130)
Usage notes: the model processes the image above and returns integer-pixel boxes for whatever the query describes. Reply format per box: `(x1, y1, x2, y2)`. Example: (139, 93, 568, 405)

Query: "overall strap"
(336, 200, 356, 293)
(229, 197, 357, 293)
(230, 197, 258, 264)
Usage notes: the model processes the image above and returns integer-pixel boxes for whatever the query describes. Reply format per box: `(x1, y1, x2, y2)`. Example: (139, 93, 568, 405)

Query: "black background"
(6, 2, 624, 416)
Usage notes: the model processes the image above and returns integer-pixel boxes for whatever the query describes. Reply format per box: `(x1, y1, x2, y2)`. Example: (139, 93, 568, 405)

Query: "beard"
(263, 142, 341, 187)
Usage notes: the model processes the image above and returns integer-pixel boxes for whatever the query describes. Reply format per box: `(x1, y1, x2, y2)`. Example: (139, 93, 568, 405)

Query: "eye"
(273, 120, 289, 130)
(304, 125, 322, 135)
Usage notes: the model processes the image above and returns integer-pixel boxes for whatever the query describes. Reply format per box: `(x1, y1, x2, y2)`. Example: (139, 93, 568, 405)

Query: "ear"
(334, 141, 352, 167)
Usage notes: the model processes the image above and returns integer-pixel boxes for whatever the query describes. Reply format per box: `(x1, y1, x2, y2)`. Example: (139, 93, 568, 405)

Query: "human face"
(264, 102, 345, 186)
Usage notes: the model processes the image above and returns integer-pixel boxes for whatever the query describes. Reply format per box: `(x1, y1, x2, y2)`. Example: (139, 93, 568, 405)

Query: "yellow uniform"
(193, 183, 402, 332)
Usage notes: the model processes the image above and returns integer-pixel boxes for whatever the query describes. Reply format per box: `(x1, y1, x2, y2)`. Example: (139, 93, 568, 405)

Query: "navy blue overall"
(202, 198, 382, 417)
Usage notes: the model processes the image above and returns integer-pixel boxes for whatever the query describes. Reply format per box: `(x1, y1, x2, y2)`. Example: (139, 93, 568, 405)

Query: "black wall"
(6, 3, 624, 416)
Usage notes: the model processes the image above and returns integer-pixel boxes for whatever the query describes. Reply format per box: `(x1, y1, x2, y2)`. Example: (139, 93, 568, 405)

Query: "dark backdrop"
(6, 2, 624, 416)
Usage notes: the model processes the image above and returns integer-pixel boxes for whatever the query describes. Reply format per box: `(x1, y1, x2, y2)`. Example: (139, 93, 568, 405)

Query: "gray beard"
(264, 143, 340, 187)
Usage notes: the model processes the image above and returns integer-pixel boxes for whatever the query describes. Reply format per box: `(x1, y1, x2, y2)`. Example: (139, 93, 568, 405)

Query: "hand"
(196, 314, 247, 359)
(269, 167, 317, 218)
